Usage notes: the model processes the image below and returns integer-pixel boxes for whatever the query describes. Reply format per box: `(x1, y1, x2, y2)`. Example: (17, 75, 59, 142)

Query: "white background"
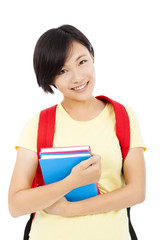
(1, 0, 160, 239)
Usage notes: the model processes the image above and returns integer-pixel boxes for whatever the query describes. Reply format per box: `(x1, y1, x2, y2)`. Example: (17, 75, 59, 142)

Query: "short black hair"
(33, 24, 94, 94)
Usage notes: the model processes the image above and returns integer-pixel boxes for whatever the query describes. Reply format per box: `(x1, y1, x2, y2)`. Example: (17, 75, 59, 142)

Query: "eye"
(79, 60, 87, 65)
(59, 69, 67, 75)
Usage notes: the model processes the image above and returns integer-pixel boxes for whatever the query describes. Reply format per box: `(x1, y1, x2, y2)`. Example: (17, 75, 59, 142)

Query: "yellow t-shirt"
(16, 102, 145, 240)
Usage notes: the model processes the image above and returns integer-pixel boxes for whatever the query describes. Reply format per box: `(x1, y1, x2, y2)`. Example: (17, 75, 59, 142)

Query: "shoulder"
(124, 105, 146, 149)
(124, 105, 139, 127)
(24, 104, 58, 132)
(124, 105, 136, 116)
(106, 100, 140, 130)
(15, 112, 40, 152)
(24, 112, 40, 130)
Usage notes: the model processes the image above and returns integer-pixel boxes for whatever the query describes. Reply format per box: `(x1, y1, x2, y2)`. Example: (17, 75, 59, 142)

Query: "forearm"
(67, 148, 146, 217)
(68, 184, 145, 216)
(8, 176, 73, 218)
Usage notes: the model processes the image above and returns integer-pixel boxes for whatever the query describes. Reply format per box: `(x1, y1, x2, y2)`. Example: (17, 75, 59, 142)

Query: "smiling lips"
(71, 81, 89, 91)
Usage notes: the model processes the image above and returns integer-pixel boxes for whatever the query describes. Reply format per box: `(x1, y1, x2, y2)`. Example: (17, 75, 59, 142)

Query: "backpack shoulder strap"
(37, 104, 58, 155)
(96, 95, 130, 162)
(32, 104, 58, 188)
(24, 104, 58, 239)
(96, 95, 137, 240)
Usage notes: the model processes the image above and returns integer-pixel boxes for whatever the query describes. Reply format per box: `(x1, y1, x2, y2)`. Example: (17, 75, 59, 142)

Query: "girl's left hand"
(44, 197, 72, 217)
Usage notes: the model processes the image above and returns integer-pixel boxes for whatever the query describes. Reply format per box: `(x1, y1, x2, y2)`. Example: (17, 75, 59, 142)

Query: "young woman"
(8, 25, 146, 240)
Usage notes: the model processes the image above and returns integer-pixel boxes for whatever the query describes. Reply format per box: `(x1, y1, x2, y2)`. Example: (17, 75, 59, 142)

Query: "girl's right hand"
(68, 155, 101, 189)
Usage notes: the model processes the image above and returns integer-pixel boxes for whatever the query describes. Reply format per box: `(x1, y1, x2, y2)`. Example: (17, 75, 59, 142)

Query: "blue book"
(39, 147, 99, 202)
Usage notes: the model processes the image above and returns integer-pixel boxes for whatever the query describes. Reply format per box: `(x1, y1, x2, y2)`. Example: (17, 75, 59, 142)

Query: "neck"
(61, 95, 106, 121)
(61, 96, 96, 114)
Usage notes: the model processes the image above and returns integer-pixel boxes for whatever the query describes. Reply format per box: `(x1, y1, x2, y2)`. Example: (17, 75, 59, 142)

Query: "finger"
(81, 155, 100, 169)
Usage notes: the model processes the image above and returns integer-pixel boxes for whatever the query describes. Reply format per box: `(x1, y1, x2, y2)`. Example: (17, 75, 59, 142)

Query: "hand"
(44, 197, 71, 216)
(68, 154, 101, 189)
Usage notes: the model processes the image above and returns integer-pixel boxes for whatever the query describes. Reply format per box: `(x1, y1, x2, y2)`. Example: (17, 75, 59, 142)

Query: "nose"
(71, 68, 84, 84)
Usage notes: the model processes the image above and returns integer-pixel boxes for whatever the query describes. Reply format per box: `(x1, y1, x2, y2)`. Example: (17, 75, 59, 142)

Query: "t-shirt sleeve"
(15, 113, 40, 152)
(125, 106, 146, 151)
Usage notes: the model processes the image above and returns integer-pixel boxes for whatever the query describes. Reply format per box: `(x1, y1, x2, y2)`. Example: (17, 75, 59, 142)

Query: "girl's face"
(54, 41, 95, 103)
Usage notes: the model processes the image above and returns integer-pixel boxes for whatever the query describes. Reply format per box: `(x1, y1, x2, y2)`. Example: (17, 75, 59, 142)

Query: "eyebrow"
(76, 54, 87, 61)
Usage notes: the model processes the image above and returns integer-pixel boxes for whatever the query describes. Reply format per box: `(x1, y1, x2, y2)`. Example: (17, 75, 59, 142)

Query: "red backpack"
(24, 95, 138, 240)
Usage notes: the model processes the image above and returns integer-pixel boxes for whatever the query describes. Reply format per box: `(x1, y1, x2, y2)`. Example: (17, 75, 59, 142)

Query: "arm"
(8, 148, 101, 218)
(45, 147, 145, 216)
(8, 147, 74, 218)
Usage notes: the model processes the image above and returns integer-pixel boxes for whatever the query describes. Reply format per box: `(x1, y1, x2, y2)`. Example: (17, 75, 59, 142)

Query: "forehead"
(65, 41, 90, 63)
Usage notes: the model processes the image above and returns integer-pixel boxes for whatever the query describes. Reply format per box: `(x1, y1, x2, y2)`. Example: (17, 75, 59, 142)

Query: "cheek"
(54, 78, 70, 93)
(86, 65, 95, 80)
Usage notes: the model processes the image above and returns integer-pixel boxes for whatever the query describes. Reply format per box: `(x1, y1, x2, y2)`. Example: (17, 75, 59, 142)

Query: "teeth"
(73, 82, 88, 90)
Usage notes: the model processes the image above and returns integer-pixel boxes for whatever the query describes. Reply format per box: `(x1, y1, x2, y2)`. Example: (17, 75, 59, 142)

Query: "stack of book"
(39, 145, 99, 202)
